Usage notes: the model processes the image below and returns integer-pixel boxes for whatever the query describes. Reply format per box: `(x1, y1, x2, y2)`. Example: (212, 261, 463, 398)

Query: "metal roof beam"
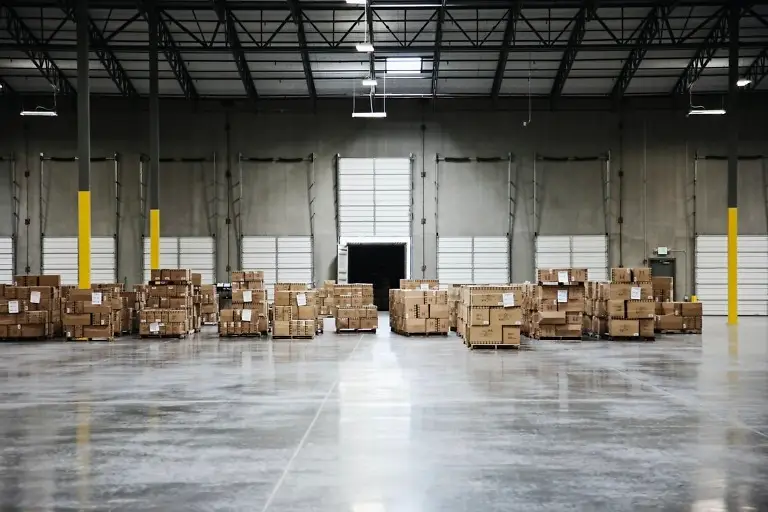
(491, 1, 522, 100)
(431, 0, 446, 99)
(611, 2, 677, 101)
(286, 0, 317, 101)
(0, 5, 75, 95)
(138, 0, 198, 100)
(58, 0, 138, 97)
(673, 3, 754, 94)
(743, 47, 768, 90)
(212, 0, 258, 100)
(550, 1, 596, 101)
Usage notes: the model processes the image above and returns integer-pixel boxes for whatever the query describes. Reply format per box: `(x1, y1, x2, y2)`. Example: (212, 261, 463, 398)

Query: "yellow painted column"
(150, 209, 160, 270)
(78, 191, 91, 289)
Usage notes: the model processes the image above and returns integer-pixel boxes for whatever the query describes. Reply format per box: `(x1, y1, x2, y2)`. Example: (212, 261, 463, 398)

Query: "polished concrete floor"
(1, 315, 767, 511)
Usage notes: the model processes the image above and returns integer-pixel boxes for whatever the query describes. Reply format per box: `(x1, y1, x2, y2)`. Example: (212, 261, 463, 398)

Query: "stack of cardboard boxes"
(0, 283, 60, 340)
(524, 269, 587, 340)
(317, 280, 336, 317)
(591, 268, 655, 339)
(199, 285, 218, 325)
(655, 302, 702, 333)
(457, 285, 523, 347)
(139, 269, 194, 337)
(63, 288, 114, 340)
(272, 283, 317, 339)
(332, 284, 378, 332)
(390, 289, 450, 335)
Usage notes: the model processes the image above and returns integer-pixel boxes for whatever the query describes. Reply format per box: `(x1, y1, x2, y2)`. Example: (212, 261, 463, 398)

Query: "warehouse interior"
(1, 0, 768, 509)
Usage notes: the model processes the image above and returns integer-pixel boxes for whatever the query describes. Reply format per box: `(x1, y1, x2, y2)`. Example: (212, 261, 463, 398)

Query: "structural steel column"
(149, 1, 160, 270)
(727, 3, 739, 325)
(77, 0, 91, 289)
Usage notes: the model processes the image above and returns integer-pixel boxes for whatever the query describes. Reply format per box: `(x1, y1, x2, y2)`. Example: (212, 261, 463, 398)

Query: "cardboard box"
(638, 319, 654, 337)
(656, 314, 684, 331)
(490, 307, 522, 326)
(429, 304, 450, 319)
(608, 319, 639, 337)
(501, 326, 521, 345)
(632, 267, 652, 283)
(680, 302, 703, 317)
(611, 268, 631, 283)
(626, 301, 655, 319)
(465, 324, 501, 343)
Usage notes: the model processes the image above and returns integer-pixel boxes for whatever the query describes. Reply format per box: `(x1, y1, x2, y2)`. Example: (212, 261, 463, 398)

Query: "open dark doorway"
(348, 243, 407, 311)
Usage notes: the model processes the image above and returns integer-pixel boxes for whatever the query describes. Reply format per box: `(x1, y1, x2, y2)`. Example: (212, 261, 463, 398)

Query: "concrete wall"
(2, 97, 767, 300)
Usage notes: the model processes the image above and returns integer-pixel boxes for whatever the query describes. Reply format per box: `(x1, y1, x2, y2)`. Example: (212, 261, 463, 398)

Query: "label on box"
(242, 290, 252, 303)
(30, 291, 41, 304)
(150, 322, 160, 333)
(630, 287, 641, 300)
(420, 283, 429, 290)
(557, 290, 568, 303)
(8, 300, 19, 314)
(502, 293, 515, 307)
(92, 292, 102, 305)
(297, 293, 307, 306)
(558, 271, 569, 284)
(241, 309, 252, 322)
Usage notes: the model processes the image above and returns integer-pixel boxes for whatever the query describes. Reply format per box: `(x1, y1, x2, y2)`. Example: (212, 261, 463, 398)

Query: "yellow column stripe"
(727, 207, 738, 325)
(150, 209, 160, 270)
(78, 191, 91, 290)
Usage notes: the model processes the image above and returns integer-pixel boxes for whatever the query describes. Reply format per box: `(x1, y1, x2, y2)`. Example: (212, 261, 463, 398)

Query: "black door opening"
(348, 243, 406, 311)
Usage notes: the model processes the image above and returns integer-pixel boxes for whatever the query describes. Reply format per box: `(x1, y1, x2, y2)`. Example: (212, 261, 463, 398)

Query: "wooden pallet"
(139, 333, 187, 339)
(272, 335, 315, 340)
(335, 328, 377, 334)
(393, 330, 449, 337)
(466, 342, 521, 350)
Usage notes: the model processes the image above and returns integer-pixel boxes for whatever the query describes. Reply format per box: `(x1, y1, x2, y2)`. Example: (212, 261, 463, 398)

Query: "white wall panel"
(0, 237, 13, 284)
(43, 236, 116, 286)
(536, 235, 608, 282)
(695, 235, 768, 316)
(338, 157, 411, 238)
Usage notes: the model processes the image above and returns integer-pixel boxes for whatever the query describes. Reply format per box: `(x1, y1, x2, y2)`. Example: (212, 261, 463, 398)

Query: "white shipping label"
(91, 292, 102, 305)
(150, 322, 160, 333)
(242, 290, 253, 303)
(557, 290, 568, 303)
(241, 309, 252, 322)
(420, 283, 429, 290)
(297, 293, 307, 307)
(30, 291, 41, 304)
(630, 287, 641, 300)
(558, 271, 569, 284)
(502, 293, 515, 307)
(8, 300, 19, 314)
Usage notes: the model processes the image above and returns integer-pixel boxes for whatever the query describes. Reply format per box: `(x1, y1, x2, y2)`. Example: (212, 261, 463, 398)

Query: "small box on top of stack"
(592, 267, 655, 340)
(272, 283, 317, 339)
(219, 271, 268, 337)
(526, 268, 587, 340)
(333, 284, 377, 333)
(390, 288, 449, 336)
(139, 269, 194, 338)
(0, 278, 61, 340)
(457, 285, 523, 348)
(63, 288, 114, 340)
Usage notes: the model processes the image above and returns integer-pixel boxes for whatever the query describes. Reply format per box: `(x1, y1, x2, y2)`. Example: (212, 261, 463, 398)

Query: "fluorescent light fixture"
(362, 78, 378, 87)
(352, 112, 387, 118)
(737, 78, 752, 87)
(20, 109, 58, 117)
(386, 57, 422, 74)
(687, 108, 726, 116)
(356, 42, 374, 52)
(346, 0, 367, 4)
